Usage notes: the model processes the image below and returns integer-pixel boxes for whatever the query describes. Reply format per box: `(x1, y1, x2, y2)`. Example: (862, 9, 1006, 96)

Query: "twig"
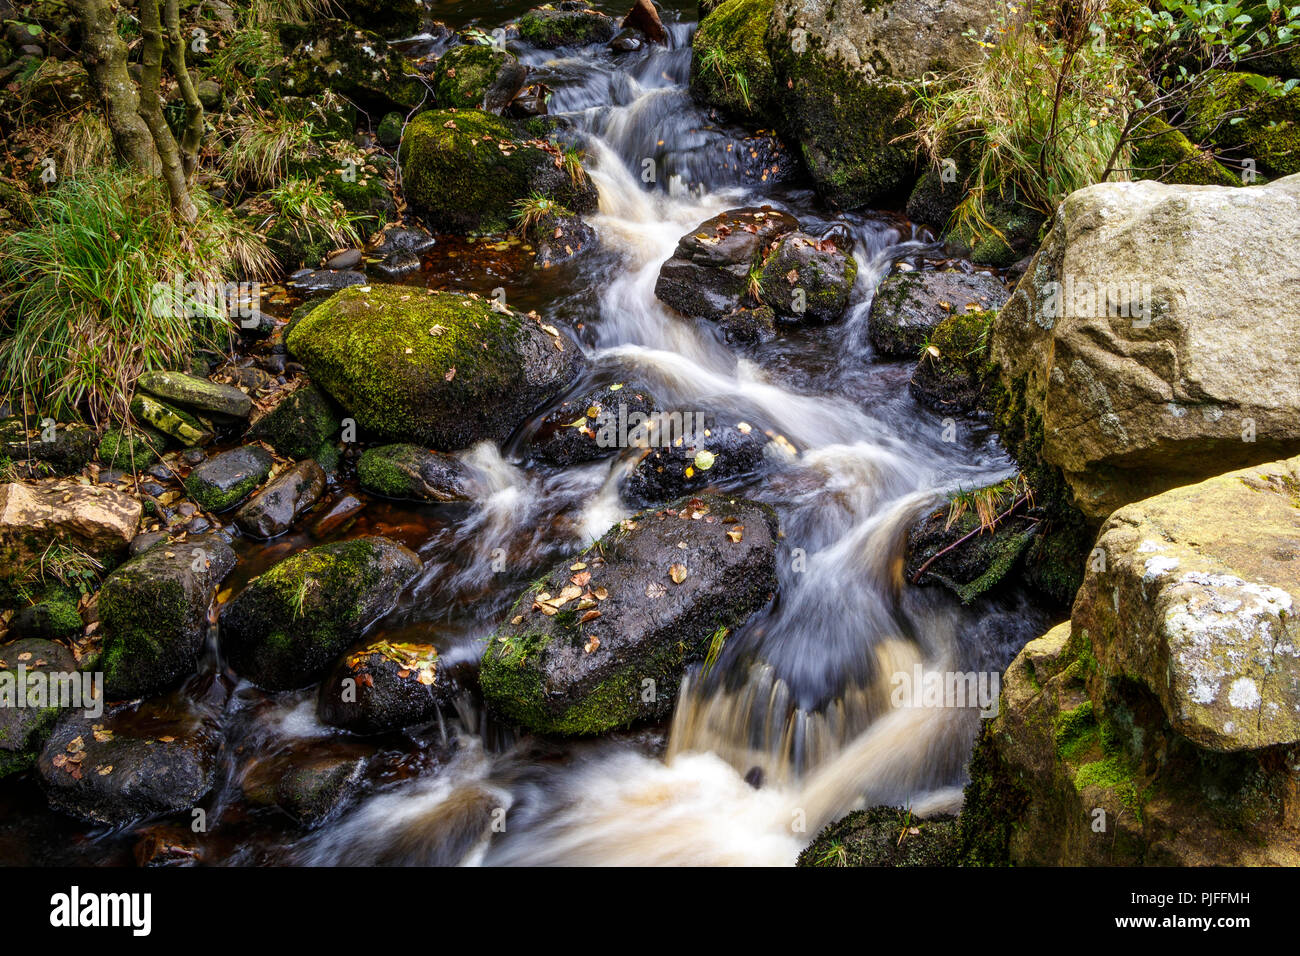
(910, 493, 1030, 585)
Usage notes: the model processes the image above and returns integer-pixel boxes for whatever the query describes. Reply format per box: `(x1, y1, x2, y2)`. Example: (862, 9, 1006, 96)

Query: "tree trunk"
(136, 0, 198, 222)
(163, 0, 204, 177)
(67, 0, 161, 176)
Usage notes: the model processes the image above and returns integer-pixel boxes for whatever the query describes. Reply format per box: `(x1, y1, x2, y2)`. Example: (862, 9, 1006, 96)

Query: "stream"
(0, 2, 1053, 866)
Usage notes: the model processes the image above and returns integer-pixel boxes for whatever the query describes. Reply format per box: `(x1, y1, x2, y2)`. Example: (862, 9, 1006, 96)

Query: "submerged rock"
(654, 206, 798, 321)
(241, 744, 370, 827)
(232, 459, 327, 539)
(0, 638, 80, 779)
(183, 445, 274, 513)
(526, 381, 660, 467)
(399, 108, 597, 234)
(318, 637, 452, 733)
(989, 174, 1300, 520)
(480, 495, 779, 735)
(220, 537, 421, 691)
(624, 413, 779, 506)
(98, 535, 237, 700)
(357, 444, 472, 502)
(287, 284, 586, 450)
(868, 270, 1008, 359)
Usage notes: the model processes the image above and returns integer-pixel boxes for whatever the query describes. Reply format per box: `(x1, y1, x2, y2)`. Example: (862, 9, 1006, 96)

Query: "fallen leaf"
(669, 563, 688, 584)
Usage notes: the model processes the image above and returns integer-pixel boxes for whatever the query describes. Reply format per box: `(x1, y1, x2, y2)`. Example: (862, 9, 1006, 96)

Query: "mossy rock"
(246, 385, 339, 461)
(8, 585, 82, 641)
(798, 807, 960, 867)
(286, 284, 587, 450)
(479, 495, 779, 735)
(1186, 70, 1300, 178)
(97, 426, 166, 471)
(219, 537, 421, 691)
(756, 231, 857, 322)
(317, 638, 450, 734)
(0, 420, 96, 478)
(98, 535, 237, 700)
(516, 4, 618, 48)
(1131, 115, 1240, 187)
(136, 369, 252, 420)
(183, 445, 274, 513)
(0, 637, 79, 780)
(429, 44, 527, 112)
(908, 308, 996, 412)
(943, 186, 1046, 267)
(290, 155, 396, 219)
(690, 0, 777, 124)
(398, 108, 596, 234)
(131, 393, 213, 447)
(278, 21, 426, 114)
(357, 444, 472, 502)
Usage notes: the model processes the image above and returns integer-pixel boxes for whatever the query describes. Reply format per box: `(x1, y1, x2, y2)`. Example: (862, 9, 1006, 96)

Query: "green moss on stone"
(691, 0, 777, 123)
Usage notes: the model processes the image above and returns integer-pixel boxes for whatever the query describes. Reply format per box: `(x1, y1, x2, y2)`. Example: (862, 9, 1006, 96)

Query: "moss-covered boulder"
(357, 444, 473, 502)
(1131, 115, 1240, 186)
(219, 537, 421, 691)
(317, 637, 451, 733)
(97, 426, 165, 471)
(430, 43, 528, 112)
(798, 807, 960, 866)
(479, 495, 778, 735)
(131, 393, 213, 447)
(183, 445, 274, 513)
(286, 284, 587, 450)
(1186, 70, 1300, 179)
(516, 3, 618, 48)
(867, 270, 1008, 359)
(7, 586, 83, 642)
(399, 108, 596, 234)
(246, 385, 339, 461)
(908, 307, 996, 412)
(0, 420, 97, 479)
(0, 637, 79, 779)
(136, 370, 252, 420)
(278, 21, 426, 114)
(942, 185, 1045, 267)
(37, 694, 226, 827)
(962, 452, 1300, 865)
(690, 0, 777, 124)
(98, 535, 237, 700)
(756, 231, 857, 322)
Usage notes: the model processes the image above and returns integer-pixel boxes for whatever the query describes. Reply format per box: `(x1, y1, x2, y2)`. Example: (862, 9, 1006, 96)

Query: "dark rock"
(285, 268, 367, 297)
(798, 807, 960, 867)
(526, 381, 659, 467)
(718, 305, 777, 345)
(7, 588, 81, 642)
(867, 270, 1009, 359)
(479, 494, 779, 734)
(624, 412, 777, 506)
(241, 743, 369, 827)
(0, 638, 80, 779)
(516, 3, 618, 48)
(357, 444, 472, 502)
(0, 420, 96, 478)
(219, 537, 421, 691)
(246, 384, 339, 461)
(430, 43, 528, 113)
(654, 207, 799, 321)
(310, 494, 366, 537)
(233, 459, 326, 539)
(98, 535, 237, 699)
(323, 249, 363, 270)
(757, 231, 858, 323)
(532, 211, 596, 266)
(318, 637, 451, 733)
(183, 445, 274, 513)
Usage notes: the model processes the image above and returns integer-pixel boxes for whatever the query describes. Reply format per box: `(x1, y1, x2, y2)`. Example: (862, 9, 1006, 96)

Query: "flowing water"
(0, 7, 1053, 866)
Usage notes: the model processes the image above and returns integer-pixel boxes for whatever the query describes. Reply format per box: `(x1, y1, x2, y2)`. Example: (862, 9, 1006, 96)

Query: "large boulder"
(219, 537, 421, 691)
(1186, 71, 1300, 180)
(756, 231, 857, 322)
(654, 207, 798, 321)
(286, 285, 587, 450)
(768, 0, 999, 207)
(98, 535, 237, 700)
(989, 174, 1300, 521)
(0, 480, 140, 574)
(690, 0, 778, 124)
(961, 456, 1300, 865)
(399, 109, 597, 234)
(516, 3, 618, 48)
(479, 495, 778, 735)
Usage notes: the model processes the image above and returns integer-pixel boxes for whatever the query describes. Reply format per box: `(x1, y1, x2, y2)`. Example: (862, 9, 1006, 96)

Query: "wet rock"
(285, 268, 367, 297)
(990, 174, 1300, 520)
(526, 381, 659, 467)
(220, 537, 421, 691)
(430, 43, 528, 113)
(357, 444, 472, 502)
(377, 110, 404, 148)
(133, 824, 203, 866)
(310, 494, 366, 537)
(278, 22, 426, 115)
(37, 692, 226, 827)
(798, 807, 960, 866)
(623, 0, 666, 44)
(242, 745, 369, 827)
(479, 494, 779, 735)
(654, 206, 799, 321)
(183, 445, 274, 513)
(318, 637, 451, 733)
(504, 82, 551, 117)
(287, 285, 586, 450)
(130, 393, 213, 447)
(610, 28, 643, 52)
(0, 638, 80, 779)
(246, 384, 339, 461)
(757, 231, 857, 323)
(98, 534, 237, 700)
(868, 270, 1008, 359)
(323, 249, 363, 270)
(233, 459, 326, 539)
(128, 531, 168, 556)
(370, 225, 435, 278)
(0, 420, 97, 478)
(400, 108, 597, 234)
(136, 369, 253, 420)
(516, 3, 618, 48)
(529, 208, 597, 267)
(718, 304, 777, 345)
(624, 413, 779, 506)
(0, 479, 141, 569)
(690, 0, 777, 124)
(7, 587, 82, 642)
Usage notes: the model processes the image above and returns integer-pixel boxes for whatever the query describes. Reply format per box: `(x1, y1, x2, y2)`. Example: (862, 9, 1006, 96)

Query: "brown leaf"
(445, 366, 456, 382)
(579, 609, 601, 624)
(669, 563, 688, 584)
